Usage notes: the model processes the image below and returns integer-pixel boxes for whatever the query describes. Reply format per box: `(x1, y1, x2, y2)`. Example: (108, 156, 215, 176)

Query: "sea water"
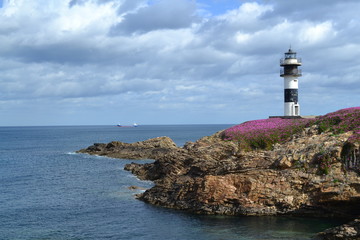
(0, 125, 345, 240)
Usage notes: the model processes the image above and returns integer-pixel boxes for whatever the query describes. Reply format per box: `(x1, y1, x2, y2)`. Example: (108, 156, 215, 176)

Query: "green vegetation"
(223, 107, 360, 151)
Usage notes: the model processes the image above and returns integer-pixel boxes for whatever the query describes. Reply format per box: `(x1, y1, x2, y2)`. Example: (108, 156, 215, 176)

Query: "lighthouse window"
(294, 79, 298, 82)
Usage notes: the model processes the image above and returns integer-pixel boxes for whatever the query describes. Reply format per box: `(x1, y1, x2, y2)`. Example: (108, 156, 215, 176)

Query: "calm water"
(0, 125, 344, 240)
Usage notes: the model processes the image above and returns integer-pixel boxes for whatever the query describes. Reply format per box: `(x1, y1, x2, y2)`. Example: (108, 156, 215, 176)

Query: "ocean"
(0, 125, 344, 240)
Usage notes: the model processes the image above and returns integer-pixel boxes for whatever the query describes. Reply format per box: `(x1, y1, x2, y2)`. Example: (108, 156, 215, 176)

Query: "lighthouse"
(280, 48, 302, 116)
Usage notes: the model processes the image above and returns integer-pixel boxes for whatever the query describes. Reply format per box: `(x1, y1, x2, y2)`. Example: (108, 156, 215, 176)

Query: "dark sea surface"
(0, 125, 345, 240)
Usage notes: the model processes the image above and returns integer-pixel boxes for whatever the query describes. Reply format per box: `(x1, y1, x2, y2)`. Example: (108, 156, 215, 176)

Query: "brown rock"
(77, 136, 178, 160)
(128, 186, 146, 190)
(315, 218, 360, 239)
(274, 155, 293, 169)
(77, 125, 360, 238)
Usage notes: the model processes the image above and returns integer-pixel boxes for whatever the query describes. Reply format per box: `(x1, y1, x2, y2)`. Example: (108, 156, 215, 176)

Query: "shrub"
(314, 149, 333, 175)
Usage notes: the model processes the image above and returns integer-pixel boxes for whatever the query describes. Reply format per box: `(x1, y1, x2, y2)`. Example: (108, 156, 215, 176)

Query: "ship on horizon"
(116, 123, 138, 127)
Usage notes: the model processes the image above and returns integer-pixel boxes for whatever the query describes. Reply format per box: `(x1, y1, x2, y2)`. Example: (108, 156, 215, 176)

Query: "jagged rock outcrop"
(315, 218, 360, 239)
(133, 130, 360, 217)
(77, 106, 360, 239)
(77, 136, 178, 160)
(78, 128, 360, 219)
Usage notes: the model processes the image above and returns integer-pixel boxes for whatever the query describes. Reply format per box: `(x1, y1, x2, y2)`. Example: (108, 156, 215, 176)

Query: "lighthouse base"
(269, 116, 302, 119)
(284, 102, 300, 116)
(269, 115, 318, 119)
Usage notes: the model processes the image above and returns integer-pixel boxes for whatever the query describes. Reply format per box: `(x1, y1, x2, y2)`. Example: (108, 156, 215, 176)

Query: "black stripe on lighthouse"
(284, 89, 298, 103)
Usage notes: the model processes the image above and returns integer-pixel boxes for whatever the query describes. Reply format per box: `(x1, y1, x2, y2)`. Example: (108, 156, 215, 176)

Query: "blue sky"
(0, 0, 360, 126)
(197, 0, 243, 15)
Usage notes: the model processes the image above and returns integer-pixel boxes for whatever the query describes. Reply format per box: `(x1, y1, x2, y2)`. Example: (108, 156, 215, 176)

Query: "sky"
(0, 0, 359, 126)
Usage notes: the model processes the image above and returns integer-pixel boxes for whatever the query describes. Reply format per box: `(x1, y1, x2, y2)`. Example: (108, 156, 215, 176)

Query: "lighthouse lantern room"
(280, 48, 302, 116)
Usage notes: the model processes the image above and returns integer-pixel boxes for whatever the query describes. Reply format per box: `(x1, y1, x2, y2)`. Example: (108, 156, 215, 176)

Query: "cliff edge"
(78, 107, 360, 239)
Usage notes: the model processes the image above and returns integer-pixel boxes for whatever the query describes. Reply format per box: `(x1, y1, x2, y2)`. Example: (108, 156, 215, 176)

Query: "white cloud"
(300, 21, 336, 44)
(0, 0, 360, 125)
(235, 32, 251, 44)
(220, 2, 273, 22)
(111, 0, 198, 34)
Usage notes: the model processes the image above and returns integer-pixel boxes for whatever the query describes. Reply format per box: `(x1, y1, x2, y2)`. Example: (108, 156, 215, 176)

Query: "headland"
(78, 107, 360, 239)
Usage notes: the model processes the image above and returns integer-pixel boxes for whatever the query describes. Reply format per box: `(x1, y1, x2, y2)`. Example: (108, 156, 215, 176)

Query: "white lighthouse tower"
(280, 48, 302, 116)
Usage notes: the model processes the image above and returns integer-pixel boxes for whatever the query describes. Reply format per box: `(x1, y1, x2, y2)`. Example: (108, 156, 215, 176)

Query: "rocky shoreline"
(77, 125, 360, 239)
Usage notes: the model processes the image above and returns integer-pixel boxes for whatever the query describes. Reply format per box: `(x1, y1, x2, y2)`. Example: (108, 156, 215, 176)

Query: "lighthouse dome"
(284, 48, 297, 59)
(287, 48, 296, 54)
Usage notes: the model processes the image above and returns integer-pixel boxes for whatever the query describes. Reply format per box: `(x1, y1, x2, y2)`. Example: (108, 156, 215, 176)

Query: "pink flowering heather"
(314, 107, 360, 144)
(315, 107, 360, 134)
(348, 130, 360, 144)
(348, 127, 360, 143)
(223, 118, 312, 150)
(223, 107, 360, 150)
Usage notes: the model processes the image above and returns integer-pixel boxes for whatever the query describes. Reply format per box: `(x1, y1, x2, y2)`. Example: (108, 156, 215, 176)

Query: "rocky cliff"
(78, 108, 360, 239)
(78, 127, 360, 217)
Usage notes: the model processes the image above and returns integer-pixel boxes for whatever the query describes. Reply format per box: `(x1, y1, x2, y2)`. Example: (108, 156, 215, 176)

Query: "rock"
(128, 186, 146, 190)
(77, 123, 360, 236)
(78, 130, 360, 218)
(314, 218, 360, 239)
(77, 136, 178, 160)
(273, 155, 293, 169)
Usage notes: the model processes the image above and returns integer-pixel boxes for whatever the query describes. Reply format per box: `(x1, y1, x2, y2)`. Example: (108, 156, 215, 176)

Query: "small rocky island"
(78, 107, 360, 239)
